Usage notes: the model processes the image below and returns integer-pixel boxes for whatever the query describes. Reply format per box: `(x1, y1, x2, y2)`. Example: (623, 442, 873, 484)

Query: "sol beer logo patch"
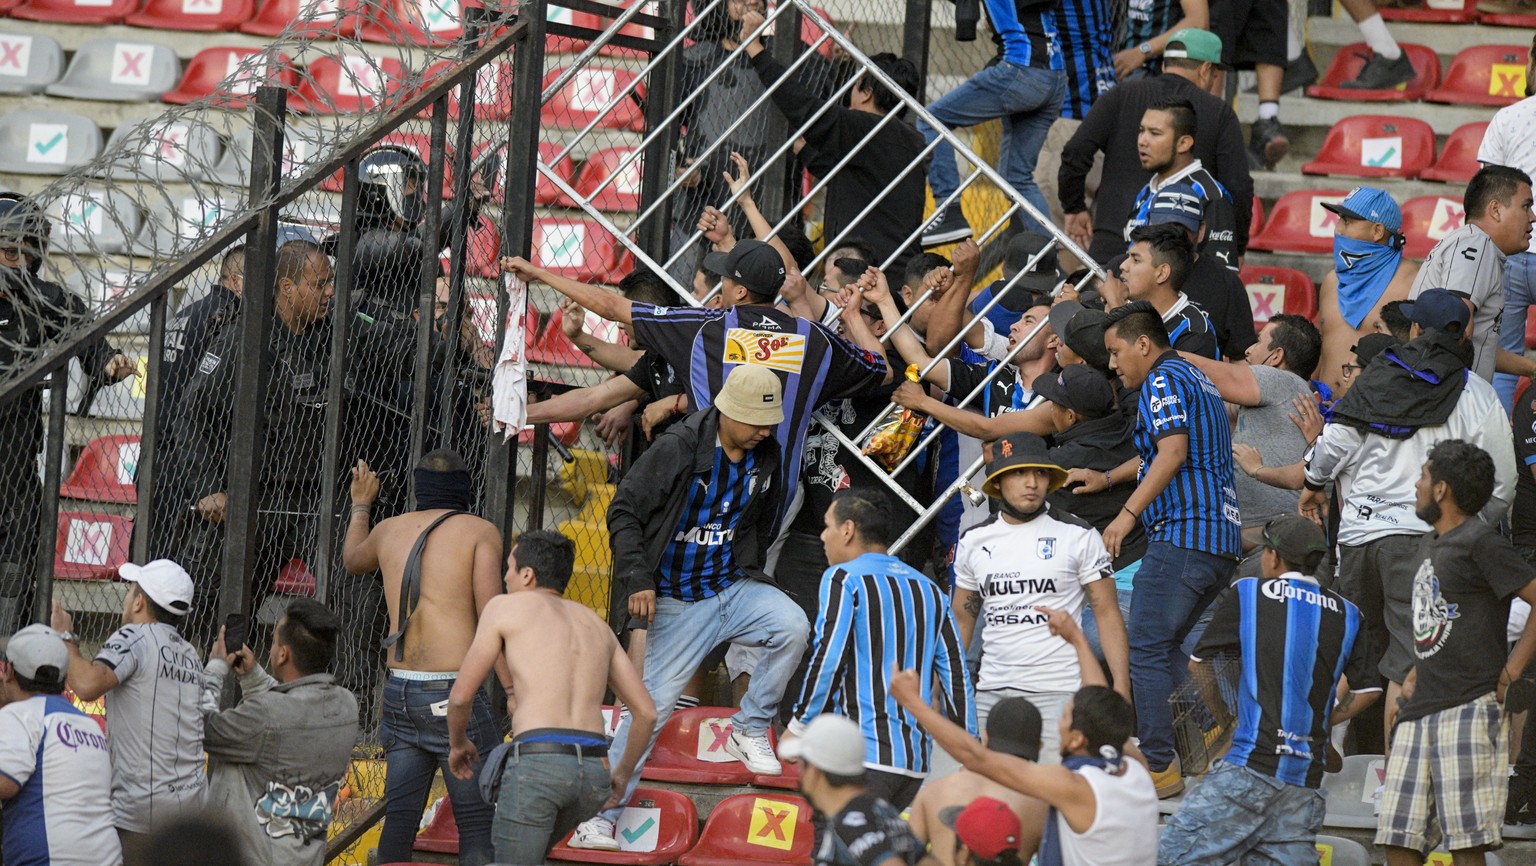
(723, 328, 806, 374)
(746, 797, 798, 851)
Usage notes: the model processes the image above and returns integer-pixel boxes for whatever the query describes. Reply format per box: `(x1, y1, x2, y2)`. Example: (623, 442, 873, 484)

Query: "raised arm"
(343, 460, 382, 575)
(1178, 352, 1261, 406)
(561, 298, 643, 372)
(501, 256, 634, 326)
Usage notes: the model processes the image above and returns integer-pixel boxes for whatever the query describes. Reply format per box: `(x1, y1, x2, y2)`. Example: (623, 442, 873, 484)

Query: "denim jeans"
(916, 61, 1066, 234)
(1157, 760, 1327, 865)
(377, 676, 501, 866)
(599, 579, 809, 821)
(492, 751, 609, 865)
(1128, 542, 1235, 771)
(1494, 251, 1536, 414)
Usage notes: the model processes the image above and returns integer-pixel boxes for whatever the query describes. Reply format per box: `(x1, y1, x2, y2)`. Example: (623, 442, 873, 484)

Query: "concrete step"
(1249, 168, 1467, 204)
(1306, 12, 1527, 66)
(1234, 90, 1491, 136)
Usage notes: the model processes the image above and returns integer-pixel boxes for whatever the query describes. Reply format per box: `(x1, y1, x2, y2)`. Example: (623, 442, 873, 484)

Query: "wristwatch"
(57, 630, 77, 645)
(1138, 41, 1153, 56)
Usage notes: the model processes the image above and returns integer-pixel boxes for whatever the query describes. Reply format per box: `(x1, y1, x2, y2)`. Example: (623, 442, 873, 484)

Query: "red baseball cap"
(941, 797, 1021, 861)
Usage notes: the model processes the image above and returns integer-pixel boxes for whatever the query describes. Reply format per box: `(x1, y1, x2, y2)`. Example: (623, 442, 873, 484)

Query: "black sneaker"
(1248, 54, 1318, 95)
(1339, 51, 1415, 91)
(921, 204, 972, 247)
(1248, 116, 1289, 171)
(1509, 770, 1536, 824)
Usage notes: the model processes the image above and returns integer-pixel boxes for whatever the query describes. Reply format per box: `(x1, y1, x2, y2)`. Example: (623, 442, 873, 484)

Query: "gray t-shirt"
(1233, 364, 1312, 526)
(97, 621, 206, 832)
(1409, 222, 1506, 383)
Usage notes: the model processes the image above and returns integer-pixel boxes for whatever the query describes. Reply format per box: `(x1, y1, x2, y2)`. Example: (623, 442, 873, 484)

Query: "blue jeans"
(492, 751, 609, 865)
(378, 676, 501, 866)
(1128, 542, 1234, 771)
(1494, 250, 1536, 414)
(1158, 760, 1328, 865)
(599, 579, 809, 821)
(1082, 569, 1135, 663)
(916, 61, 1066, 235)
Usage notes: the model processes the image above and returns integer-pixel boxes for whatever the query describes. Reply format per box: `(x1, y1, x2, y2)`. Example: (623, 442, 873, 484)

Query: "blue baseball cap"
(1399, 288, 1471, 336)
(1322, 186, 1402, 235)
(1146, 183, 1205, 233)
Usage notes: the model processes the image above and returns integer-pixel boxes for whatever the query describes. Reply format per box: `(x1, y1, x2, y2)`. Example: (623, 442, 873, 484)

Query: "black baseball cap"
(986, 697, 1042, 761)
(1399, 288, 1471, 336)
(1048, 300, 1112, 371)
(1261, 515, 1328, 566)
(1033, 365, 1117, 420)
(1351, 332, 1397, 365)
(702, 239, 787, 298)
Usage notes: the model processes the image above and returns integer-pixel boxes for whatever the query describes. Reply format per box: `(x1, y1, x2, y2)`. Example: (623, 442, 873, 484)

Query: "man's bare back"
(1316, 260, 1418, 394)
(486, 591, 621, 736)
(908, 770, 1047, 866)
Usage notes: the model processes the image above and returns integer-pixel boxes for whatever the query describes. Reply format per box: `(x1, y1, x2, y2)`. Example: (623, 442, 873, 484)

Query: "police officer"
(0, 192, 134, 632)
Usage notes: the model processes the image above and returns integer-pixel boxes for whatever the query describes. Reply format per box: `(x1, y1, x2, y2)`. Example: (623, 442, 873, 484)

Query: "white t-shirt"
(0, 694, 123, 866)
(1479, 97, 1536, 255)
(96, 621, 207, 832)
(1408, 223, 1506, 383)
(1055, 759, 1159, 866)
(954, 505, 1114, 693)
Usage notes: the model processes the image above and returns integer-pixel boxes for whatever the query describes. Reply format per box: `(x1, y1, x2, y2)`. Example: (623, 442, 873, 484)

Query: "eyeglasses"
(1341, 363, 1363, 380)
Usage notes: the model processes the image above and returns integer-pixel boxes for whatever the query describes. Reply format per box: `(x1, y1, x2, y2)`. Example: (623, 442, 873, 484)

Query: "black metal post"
(902, 0, 934, 104)
(634, 0, 684, 260)
(527, 423, 549, 531)
(31, 368, 68, 622)
(132, 291, 169, 563)
(313, 162, 360, 606)
(408, 98, 451, 489)
(436, 9, 485, 447)
(219, 85, 287, 622)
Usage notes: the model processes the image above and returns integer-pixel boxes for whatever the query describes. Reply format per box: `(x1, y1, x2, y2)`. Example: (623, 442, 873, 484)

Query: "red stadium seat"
(1480, 4, 1536, 26)
(1421, 121, 1487, 184)
(677, 793, 814, 866)
(356, 0, 464, 46)
(639, 707, 770, 785)
(240, 0, 360, 37)
(1426, 44, 1530, 106)
(541, 66, 647, 132)
(162, 47, 298, 107)
(0, 0, 23, 11)
(1527, 312, 1536, 350)
(530, 306, 604, 369)
(11, 0, 136, 25)
(293, 53, 407, 114)
(560, 147, 643, 212)
(532, 217, 631, 282)
(1400, 194, 1466, 259)
(548, 788, 699, 864)
(1306, 42, 1440, 101)
(414, 796, 459, 854)
(126, 0, 253, 30)
(753, 760, 802, 790)
(418, 60, 514, 120)
(60, 434, 140, 504)
(53, 512, 132, 580)
(1250, 196, 1265, 237)
(1379, 0, 1476, 22)
(1240, 266, 1318, 333)
(517, 420, 582, 447)
(537, 142, 578, 205)
(1301, 115, 1435, 179)
(1247, 189, 1350, 255)
(272, 558, 316, 596)
(463, 212, 502, 277)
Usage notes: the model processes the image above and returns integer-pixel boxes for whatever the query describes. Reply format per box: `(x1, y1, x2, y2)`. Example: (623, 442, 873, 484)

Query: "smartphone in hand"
(222, 613, 248, 656)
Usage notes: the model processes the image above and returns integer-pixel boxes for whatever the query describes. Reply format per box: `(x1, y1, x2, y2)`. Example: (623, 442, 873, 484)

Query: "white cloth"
(1479, 97, 1536, 255)
(0, 696, 123, 866)
(1055, 759, 1159, 866)
(976, 316, 1014, 363)
(491, 275, 529, 441)
(954, 505, 1114, 693)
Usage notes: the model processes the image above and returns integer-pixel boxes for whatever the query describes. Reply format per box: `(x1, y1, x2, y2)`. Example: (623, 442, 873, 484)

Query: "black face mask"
(397, 191, 425, 228)
(414, 467, 471, 511)
(999, 498, 1047, 523)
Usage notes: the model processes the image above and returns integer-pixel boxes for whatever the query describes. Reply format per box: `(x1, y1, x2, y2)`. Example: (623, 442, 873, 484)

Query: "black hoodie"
(1331, 329, 1472, 439)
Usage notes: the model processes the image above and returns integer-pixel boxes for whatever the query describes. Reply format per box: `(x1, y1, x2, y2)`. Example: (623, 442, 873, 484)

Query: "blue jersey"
(984, 0, 1064, 70)
(656, 449, 757, 601)
(1056, 0, 1115, 119)
(1133, 352, 1241, 556)
(1193, 576, 1379, 788)
(792, 552, 976, 775)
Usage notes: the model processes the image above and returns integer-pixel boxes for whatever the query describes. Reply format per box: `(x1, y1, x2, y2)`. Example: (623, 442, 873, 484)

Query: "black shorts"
(1211, 0, 1288, 69)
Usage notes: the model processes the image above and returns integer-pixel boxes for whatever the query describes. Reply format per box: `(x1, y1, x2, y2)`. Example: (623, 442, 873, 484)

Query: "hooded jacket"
(1047, 410, 1147, 569)
(1330, 329, 1473, 439)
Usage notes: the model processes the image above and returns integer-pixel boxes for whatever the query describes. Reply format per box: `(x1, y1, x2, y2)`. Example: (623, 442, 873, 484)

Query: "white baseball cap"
(0, 624, 69, 684)
(778, 714, 866, 776)
(120, 559, 194, 616)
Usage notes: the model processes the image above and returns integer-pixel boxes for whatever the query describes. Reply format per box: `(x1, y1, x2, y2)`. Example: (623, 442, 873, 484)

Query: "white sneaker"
(568, 816, 621, 851)
(725, 728, 783, 775)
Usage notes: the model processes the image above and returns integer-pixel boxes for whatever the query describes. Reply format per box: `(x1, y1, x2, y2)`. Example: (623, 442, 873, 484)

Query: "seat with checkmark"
(1301, 114, 1435, 180)
(548, 788, 699, 864)
(0, 108, 101, 175)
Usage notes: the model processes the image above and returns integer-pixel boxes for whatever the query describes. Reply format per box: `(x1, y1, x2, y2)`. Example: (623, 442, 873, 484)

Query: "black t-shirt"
(814, 794, 925, 866)
(1512, 388, 1536, 547)
(1398, 520, 1536, 723)
(620, 349, 684, 403)
(945, 355, 1027, 417)
(1184, 255, 1256, 360)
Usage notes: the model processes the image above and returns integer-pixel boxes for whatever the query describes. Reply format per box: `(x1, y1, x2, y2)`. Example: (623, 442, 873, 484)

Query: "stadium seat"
(1300, 115, 1434, 179)
(293, 53, 408, 115)
(11, 0, 137, 25)
(1250, 196, 1264, 238)
(53, 512, 132, 580)
(1315, 835, 1371, 866)
(0, 32, 64, 94)
(1426, 45, 1530, 106)
(638, 706, 774, 785)
(1400, 194, 1466, 259)
(516, 420, 583, 447)
(677, 792, 814, 866)
(560, 147, 644, 212)
(356, 0, 464, 46)
(163, 47, 298, 107)
(100, 118, 225, 183)
(1379, 0, 1476, 22)
(530, 306, 605, 369)
(1319, 753, 1385, 830)
(46, 39, 181, 102)
(417, 60, 514, 120)
(133, 195, 235, 255)
(532, 217, 631, 282)
(1480, 3, 1536, 26)
(1240, 266, 1318, 332)
(1421, 121, 1487, 184)
(532, 141, 579, 205)
(0, 109, 102, 175)
(541, 66, 647, 132)
(240, 0, 360, 37)
(413, 795, 459, 854)
(752, 760, 802, 791)
(463, 213, 502, 277)
(1306, 42, 1440, 101)
(126, 0, 255, 31)
(272, 557, 316, 596)
(48, 188, 140, 255)
(1246, 189, 1349, 255)
(547, 788, 699, 864)
(60, 434, 140, 504)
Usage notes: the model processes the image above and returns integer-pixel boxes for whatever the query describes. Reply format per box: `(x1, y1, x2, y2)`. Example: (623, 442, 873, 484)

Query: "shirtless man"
(1315, 186, 1418, 395)
(343, 449, 508, 866)
(448, 530, 656, 866)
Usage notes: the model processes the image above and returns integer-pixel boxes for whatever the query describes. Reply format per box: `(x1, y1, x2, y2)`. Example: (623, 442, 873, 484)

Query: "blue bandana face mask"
(1333, 234, 1403, 330)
